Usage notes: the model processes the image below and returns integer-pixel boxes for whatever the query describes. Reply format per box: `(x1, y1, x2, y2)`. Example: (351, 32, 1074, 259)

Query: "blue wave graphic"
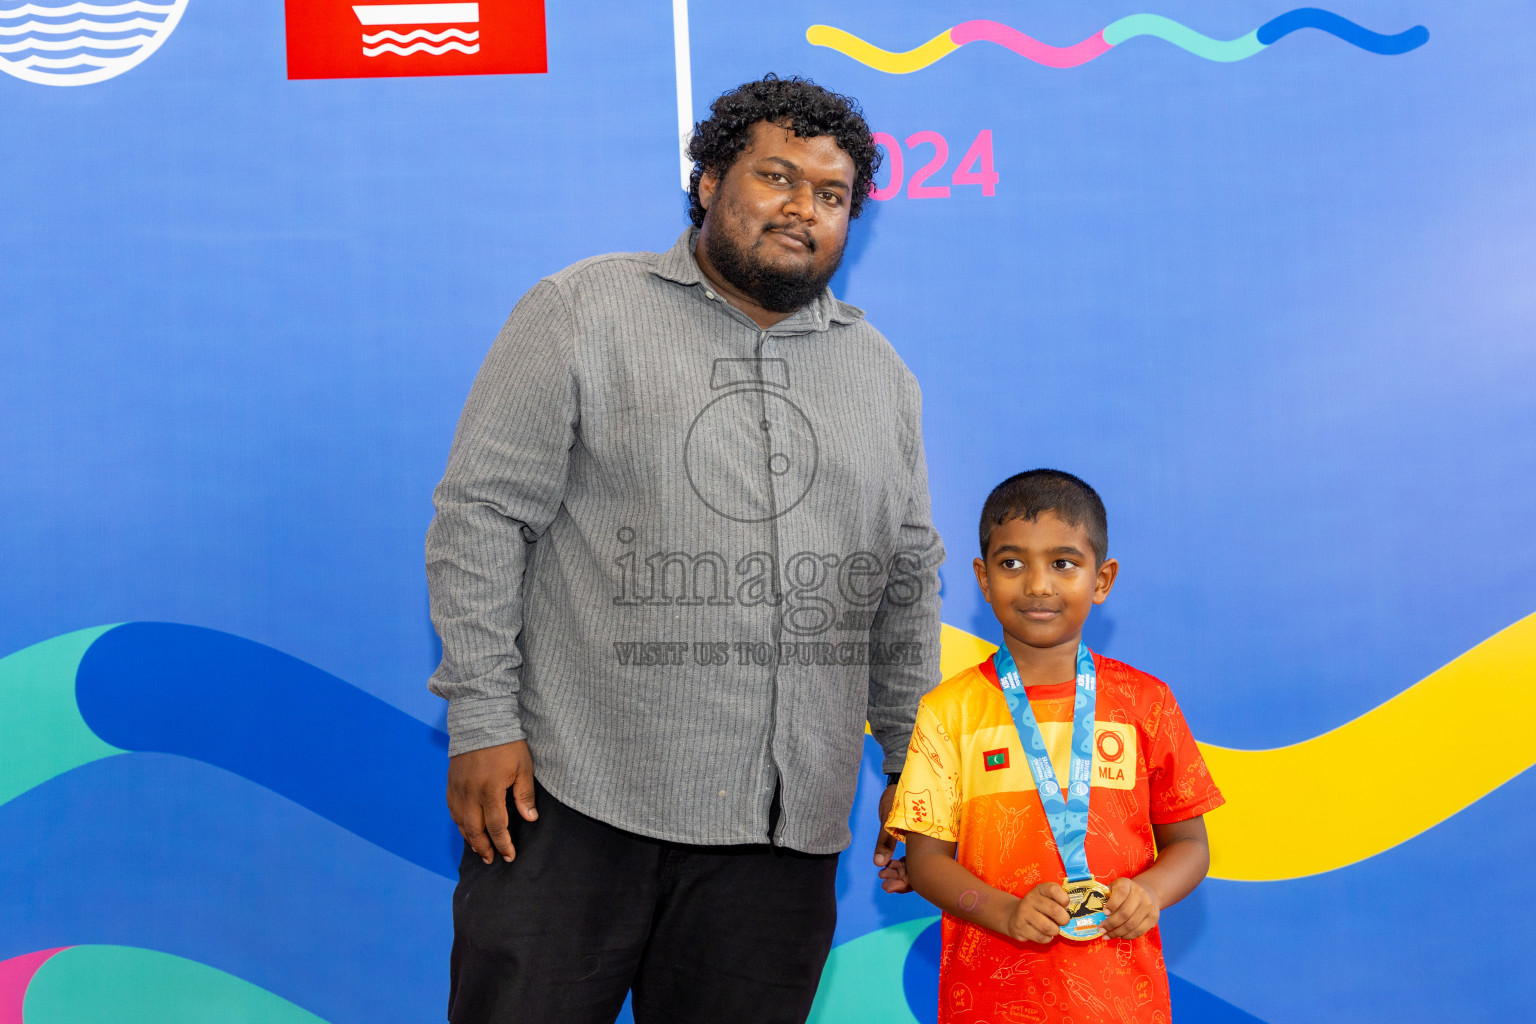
(1257, 8, 1430, 54)
(14, 621, 1528, 1021)
(0, 754, 453, 1024)
(76, 623, 459, 878)
(1170, 975, 1273, 1023)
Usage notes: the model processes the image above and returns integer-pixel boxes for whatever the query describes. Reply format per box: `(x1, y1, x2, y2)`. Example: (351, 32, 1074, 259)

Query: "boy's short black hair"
(979, 469, 1109, 564)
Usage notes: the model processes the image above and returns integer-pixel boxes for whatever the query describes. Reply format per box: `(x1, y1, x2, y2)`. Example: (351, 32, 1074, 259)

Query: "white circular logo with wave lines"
(0, 0, 188, 86)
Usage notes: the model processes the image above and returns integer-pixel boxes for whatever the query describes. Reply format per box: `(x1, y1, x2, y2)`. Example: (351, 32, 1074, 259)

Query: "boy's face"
(972, 512, 1119, 656)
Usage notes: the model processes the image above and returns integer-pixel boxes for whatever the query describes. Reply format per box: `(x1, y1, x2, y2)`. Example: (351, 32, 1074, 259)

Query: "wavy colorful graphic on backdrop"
(0, 945, 328, 1024)
(0, 623, 459, 1024)
(2, 616, 1532, 1021)
(0, 622, 457, 876)
(807, 9, 1429, 74)
(0, 754, 454, 1024)
(937, 613, 1536, 880)
(0, 934, 1266, 1024)
(8, 618, 1533, 886)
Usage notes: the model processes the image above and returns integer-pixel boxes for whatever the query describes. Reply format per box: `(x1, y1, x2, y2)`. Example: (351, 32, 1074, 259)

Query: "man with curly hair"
(426, 74, 942, 1024)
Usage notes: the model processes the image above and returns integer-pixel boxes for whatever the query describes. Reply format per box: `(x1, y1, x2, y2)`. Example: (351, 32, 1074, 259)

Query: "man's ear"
(698, 167, 718, 213)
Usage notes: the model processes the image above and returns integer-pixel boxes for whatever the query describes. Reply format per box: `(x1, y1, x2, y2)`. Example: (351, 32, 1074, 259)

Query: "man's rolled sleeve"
(866, 388, 945, 774)
(426, 279, 577, 756)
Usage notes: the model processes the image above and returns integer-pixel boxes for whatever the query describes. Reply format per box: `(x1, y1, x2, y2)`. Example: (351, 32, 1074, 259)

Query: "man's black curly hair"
(686, 74, 882, 228)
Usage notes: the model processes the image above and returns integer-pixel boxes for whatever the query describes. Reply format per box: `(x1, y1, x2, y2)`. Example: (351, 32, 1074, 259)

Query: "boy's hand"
(1102, 876, 1159, 939)
(874, 785, 915, 893)
(878, 854, 910, 893)
(1006, 882, 1070, 944)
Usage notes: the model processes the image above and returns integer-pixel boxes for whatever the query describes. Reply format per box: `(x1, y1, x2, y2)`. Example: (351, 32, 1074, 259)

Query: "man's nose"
(782, 180, 818, 222)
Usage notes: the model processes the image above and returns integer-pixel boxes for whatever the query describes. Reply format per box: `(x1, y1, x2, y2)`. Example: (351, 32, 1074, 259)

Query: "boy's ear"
(1092, 558, 1119, 605)
(972, 557, 991, 601)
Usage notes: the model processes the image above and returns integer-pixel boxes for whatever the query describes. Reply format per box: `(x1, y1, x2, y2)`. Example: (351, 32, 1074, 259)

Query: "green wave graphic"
(807, 916, 936, 1024)
(0, 625, 123, 807)
(24, 945, 330, 1024)
(1103, 15, 1265, 61)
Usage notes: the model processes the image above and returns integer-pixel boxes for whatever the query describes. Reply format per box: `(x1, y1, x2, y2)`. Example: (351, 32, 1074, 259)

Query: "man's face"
(972, 512, 1118, 658)
(697, 121, 856, 313)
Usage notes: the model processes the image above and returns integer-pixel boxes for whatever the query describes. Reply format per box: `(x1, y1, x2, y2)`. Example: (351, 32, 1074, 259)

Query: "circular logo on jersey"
(1096, 729, 1125, 763)
(0, 0, 189, 87)
(685, 389, 818, 523)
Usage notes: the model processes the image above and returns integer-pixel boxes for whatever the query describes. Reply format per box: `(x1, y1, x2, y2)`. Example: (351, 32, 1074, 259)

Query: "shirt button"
(705, 290, 716, 300)
(718, 789, 727, 796)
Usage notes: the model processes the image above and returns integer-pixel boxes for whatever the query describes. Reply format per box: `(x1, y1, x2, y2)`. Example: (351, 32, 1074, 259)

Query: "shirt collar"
(649, 227, 866, 331)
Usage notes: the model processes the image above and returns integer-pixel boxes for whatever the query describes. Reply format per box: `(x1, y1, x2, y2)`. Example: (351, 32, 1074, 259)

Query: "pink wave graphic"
(0, 948, 69, 1024)
(949, 19, 1111, 68)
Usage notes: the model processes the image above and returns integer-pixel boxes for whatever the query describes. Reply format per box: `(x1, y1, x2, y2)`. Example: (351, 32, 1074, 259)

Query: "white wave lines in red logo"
(355, 3, 478, 59)
(285, 0, 545, 80)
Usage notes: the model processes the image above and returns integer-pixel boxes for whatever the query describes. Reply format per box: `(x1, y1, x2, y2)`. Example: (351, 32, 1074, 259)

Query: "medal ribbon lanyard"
(992, 642, 1098, 883)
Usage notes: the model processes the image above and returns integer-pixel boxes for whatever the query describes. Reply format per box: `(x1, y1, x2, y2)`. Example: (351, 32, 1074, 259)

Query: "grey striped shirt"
(426, 228, 944, 853)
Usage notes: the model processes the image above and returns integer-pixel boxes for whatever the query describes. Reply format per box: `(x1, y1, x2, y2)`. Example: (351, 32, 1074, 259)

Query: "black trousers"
(448, 781, 840, 1024)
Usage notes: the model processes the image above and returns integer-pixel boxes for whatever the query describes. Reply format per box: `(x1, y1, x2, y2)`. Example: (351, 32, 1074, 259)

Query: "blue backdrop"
(3, 1, 1534, 1021)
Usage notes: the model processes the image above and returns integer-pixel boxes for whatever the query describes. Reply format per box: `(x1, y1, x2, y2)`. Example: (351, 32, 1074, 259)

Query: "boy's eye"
(999, 558, 1022, 570)
(1053, 559, 1076, 571)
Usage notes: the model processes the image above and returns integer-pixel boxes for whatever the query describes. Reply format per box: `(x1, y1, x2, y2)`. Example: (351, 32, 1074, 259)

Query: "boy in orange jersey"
(884, 469, 1223, 1024)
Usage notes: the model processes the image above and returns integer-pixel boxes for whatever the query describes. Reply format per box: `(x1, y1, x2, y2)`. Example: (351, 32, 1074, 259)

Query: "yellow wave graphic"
(936, 614, 1536, 881)
(805, 25, 957, 73)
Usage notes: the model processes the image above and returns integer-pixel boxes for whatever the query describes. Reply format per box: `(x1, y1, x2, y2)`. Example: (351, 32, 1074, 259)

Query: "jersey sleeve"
(1145, 686, 1225, 824)
(884, 693, 962, 843)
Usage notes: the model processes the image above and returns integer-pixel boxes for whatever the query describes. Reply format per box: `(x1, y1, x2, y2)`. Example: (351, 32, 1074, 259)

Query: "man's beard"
(704, 222, 845, 314)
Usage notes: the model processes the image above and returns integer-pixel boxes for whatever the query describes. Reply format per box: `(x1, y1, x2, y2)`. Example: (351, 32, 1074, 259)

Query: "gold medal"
(1059, 878, 1111, 941)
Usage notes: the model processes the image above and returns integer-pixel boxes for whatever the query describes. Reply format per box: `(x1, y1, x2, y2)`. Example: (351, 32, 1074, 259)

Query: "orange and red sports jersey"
(886, 652, 1224, 1024)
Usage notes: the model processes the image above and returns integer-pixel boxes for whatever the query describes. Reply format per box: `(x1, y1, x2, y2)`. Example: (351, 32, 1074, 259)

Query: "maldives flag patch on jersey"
(983, 747, 1009, 771)
(286, 1, 547, 80)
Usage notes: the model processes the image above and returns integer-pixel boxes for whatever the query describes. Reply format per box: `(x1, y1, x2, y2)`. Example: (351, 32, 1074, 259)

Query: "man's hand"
(447, 740, 536, 865)
(1005, 882, 1070, 944)
(1102, 876, 1159, 939)
(873, 783, 914, 893)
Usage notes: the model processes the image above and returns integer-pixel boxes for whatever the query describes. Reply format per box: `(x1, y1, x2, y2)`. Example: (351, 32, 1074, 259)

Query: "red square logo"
(286, 1, 547, 80)
(983, 747, 1009, 771)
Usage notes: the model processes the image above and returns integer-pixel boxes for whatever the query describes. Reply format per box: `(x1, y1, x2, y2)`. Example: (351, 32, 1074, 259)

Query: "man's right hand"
(447, 740, 537, 864)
